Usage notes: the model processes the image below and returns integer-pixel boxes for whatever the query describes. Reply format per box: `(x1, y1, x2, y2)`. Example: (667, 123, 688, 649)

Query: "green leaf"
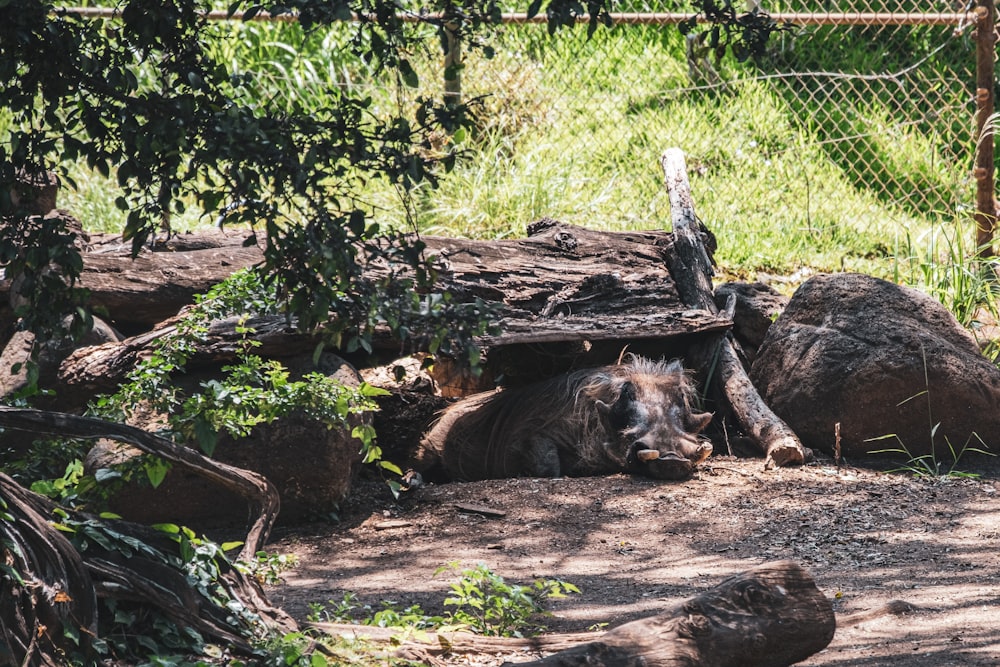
(145, 459, 171, 488)
(379, 460, 403, 475)
(399, 59, 419, 88)
(360, 382, 391, 397)
(153, 523, 181, 534)
(194, 418, 219, 456)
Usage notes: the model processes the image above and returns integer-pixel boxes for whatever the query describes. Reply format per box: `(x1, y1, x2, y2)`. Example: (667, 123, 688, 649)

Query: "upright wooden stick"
(661, 148, 809, 468)
(974, 0, 996, 256)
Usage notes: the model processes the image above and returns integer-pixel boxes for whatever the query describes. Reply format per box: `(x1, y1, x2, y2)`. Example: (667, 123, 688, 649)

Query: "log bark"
(308, 560, 835, 667)
(43, 223, 731, 342)
(55, 222, 733, 400)
(77, 241, 265, 332)
(425, 220, 730, 346)
(57, 313, 317, 401)
(661, 148, 809, 468)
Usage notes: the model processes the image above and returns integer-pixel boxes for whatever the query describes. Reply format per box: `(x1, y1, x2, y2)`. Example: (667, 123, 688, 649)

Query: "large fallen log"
(661, 148, 810, 468)
(38, 222, 732, 342)
(56, 221, 733, 399)
(309, 560, 836, 667)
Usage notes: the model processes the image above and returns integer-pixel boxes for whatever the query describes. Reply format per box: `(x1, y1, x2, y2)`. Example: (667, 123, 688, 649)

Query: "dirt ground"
(266, 453, 1000, 666)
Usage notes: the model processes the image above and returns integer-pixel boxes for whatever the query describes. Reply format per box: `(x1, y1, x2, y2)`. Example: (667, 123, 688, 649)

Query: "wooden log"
(54, 223, 733, 401)
(77, 243, 265, 332)
(426, 220, 731, 346)
(57, 313, 318, 401)
(5, 222, 730, 340)
(661, 148, 809, 468)
(308, 560, 835, 667)
(513, 560, 834, 667)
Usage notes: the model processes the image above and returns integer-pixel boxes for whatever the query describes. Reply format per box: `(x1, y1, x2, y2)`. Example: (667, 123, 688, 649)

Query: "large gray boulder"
(749, 273, 1000, 459)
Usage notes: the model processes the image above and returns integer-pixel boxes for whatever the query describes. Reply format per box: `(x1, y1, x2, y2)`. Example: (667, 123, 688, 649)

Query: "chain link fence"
(64, 4, 991, 258)
(428, 1, 985, 254)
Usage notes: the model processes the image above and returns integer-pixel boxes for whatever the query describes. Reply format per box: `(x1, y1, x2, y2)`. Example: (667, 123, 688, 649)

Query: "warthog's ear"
(688, 411, 713, 433)
(665, 359, 685, 375)
(598, 381, 637, 431)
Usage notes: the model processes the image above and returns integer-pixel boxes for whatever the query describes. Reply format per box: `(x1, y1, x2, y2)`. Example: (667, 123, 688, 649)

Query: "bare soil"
(266, 454, 1000, 666)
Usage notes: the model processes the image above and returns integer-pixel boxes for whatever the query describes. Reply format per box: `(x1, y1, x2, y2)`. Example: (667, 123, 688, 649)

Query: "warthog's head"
(590, 357, 713, 480)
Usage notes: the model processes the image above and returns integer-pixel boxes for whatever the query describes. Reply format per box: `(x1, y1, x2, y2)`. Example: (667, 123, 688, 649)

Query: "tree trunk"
(308, 560, 835, 667)
(661, 148, 810, 468)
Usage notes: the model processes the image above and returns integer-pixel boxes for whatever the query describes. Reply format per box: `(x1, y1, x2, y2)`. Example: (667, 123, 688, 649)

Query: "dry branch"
(661, 148, 809, 468)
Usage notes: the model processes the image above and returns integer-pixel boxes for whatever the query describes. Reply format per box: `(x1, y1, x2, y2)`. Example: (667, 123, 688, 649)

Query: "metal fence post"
(974, 0, 996, 257)
(444, 23, 462, 107)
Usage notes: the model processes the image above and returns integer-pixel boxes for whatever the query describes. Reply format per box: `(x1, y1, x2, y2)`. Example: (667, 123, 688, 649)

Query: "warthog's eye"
(600, 382, 640, 432)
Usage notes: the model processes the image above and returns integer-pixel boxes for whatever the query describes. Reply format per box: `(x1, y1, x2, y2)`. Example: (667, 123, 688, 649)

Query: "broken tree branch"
(661, 147, 810, 468)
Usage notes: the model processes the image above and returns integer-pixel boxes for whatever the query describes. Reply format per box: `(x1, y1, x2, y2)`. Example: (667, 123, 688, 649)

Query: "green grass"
(18, 14, 996, 324)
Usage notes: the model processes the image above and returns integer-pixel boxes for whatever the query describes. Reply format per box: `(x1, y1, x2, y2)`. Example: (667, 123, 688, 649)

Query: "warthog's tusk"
(637, 449, 661, 462)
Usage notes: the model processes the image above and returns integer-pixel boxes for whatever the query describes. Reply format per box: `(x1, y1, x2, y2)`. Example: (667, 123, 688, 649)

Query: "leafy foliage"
(440, 562, 579, 637)
(0, 0, 501, 364)
(679, 0, 792, 62)
(88, 268, 395, 487)
(237, 550, 300, 587)
(867, 346, 995, 478)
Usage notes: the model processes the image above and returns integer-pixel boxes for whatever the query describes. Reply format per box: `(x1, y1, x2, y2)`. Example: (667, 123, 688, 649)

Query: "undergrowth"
(310, 563, 580, 639)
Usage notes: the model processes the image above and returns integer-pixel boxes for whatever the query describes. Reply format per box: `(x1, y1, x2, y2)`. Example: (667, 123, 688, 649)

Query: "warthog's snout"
(626, 438, 714, 480)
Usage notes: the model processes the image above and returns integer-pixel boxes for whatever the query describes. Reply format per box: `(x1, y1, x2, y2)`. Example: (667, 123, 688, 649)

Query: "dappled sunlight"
(268, 457, 1000, 666)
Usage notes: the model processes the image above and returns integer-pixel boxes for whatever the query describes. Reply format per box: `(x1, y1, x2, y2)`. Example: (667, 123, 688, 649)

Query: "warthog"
(413, 355, 713, 481)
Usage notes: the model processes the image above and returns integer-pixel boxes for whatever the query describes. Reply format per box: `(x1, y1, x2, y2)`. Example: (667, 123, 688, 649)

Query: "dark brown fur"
(414, 356, 713, 481)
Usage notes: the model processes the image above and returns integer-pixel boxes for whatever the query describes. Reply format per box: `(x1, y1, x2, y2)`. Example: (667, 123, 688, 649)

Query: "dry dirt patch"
(267, 455, 1000, 666)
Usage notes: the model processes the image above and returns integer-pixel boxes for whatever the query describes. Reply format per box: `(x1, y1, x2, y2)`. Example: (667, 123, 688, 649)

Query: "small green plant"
(870, 430, 991, 479)
(438, 562, 580, 637)
(868, 346, 994, 478)
(309, 564, 579, 639)
(235, 550, 300, 587)
(87, 269, 398, 493)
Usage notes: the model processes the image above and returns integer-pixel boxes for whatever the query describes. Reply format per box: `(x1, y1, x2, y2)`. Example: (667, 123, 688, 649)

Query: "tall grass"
(25, 13, 996, 325)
